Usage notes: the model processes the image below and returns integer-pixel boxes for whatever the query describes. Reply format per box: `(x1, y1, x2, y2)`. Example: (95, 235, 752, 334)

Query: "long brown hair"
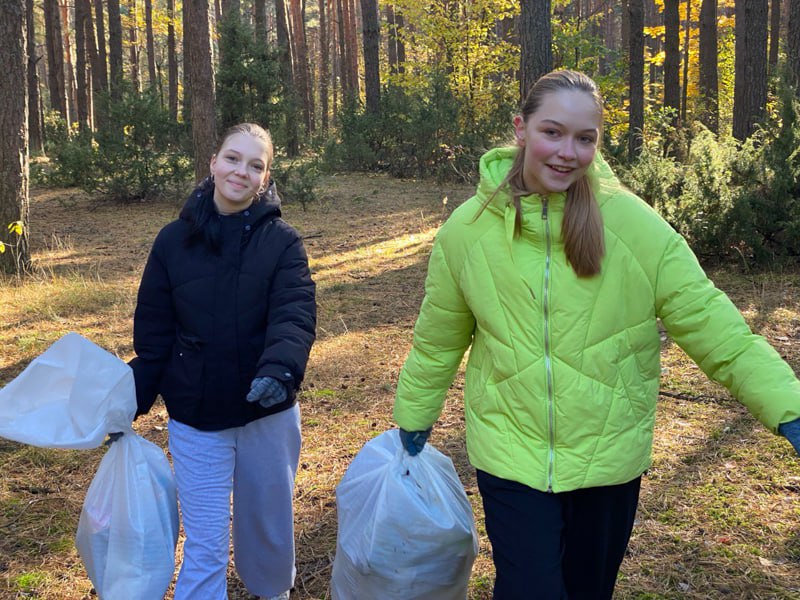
(479, 70, 605, 278)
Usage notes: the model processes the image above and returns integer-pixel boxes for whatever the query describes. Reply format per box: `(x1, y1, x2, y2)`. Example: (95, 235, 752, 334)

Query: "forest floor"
(2, 174, 800, 599)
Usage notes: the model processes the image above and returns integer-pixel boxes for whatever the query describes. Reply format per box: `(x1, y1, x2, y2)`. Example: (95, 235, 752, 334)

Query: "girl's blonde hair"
(480, 70, 605, 278)
(216, 122, 274, 170)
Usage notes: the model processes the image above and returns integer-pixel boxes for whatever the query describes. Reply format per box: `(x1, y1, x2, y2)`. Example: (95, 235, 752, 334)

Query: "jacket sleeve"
(393, 230, 476, 431)
(655, 233, 800, 432)
(255, 231, 316, 398)
(129, 234, 176, 416)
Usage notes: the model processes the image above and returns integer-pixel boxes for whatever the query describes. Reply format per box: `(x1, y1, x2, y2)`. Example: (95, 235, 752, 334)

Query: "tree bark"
(733, 0, 768, 140)
(0, 0, 30, 274)
(60, 0, 77, 127)
(184, 0, 217, 181)
(289, 0, 313, 131)
(768, 0, 780, 70)
(681, 0, 691, 124)
(26, 0, 43, 152)
(44, 0, 68, 122)
(699, 0, 718, 132)
(790, 0, 800, 95)
(254, 0, 267, 43)
(168, 0, 179, 119)
(108, 0, 124, 98)
(386, 4, 397, 74)
(519, 0, 552, 100)
(318, 0, 329, 130)
(93, 0, 108, 92)
(360, 0, 380, 113)
(75, 0, 91, 130)
(145, 0, 158, 88)
(629, 0, 644, 161)
(129, 0, 141, 92)
(663, 0, 680, 125)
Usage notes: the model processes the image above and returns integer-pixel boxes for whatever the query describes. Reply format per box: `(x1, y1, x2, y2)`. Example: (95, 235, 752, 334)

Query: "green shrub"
(272, 157, 320, 210)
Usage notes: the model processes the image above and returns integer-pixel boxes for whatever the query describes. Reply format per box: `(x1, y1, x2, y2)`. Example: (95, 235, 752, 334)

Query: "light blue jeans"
(168, 405, 301, 599)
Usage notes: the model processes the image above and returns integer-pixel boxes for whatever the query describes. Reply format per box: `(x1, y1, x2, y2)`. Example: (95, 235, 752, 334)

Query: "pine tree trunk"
(346, 0, 359, 96)
(83, 0, 103, 128)
(60, 0, 77, 127)
(336, 0, 348, 99)
(184, 0, 217, 181)
(0, 0, 30, 274)
(768, 0, 780, 70)
(318, 0, 329, 130)
(790, 0, 800, 96)
(75, 0, 91, 130)
(168, 0, 179, 119)
(129, 0, 141, 92)
(699, 0, 719, 132)
(44, 0, 68, 122)
(681, 0, 691, 124)
(733, 0, 768, 140)
(663, 0, 680, 125)
(145, 0, 157, 88)
(26, 0, 43, 152)
(108, 0, 124, 98)
(360, 0, 380, 113)
(629, 0, 644, 161)
(93, 0, 108, 92)
(289, 0, 313, 132)
(519, 0, 552, 100)
(254, 0, 267, 43)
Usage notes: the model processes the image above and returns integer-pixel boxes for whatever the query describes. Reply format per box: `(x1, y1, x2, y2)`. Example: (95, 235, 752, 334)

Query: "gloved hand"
(246, 376, 288, 409)
(399, 427, 432, 456)
(778, 417, 800, 456)
(104, 432, 124, 446)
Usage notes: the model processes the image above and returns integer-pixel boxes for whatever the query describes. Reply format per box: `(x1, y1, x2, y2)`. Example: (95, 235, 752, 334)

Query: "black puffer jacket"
(130, 179, 316, 430)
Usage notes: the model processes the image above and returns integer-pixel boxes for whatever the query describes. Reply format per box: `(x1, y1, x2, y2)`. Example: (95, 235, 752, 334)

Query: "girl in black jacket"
(130, 123, 316, 600)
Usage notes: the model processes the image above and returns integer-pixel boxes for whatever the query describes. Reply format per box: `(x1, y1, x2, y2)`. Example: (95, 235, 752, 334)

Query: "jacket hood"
(179, 176, 282, 223)
(474, 146, 621, 215)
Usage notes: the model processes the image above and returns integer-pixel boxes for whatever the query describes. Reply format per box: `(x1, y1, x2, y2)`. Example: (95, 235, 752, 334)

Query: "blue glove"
(778, 417, 800, 456)
(399, 427, 432, 456)
(246, 376, 288, 409)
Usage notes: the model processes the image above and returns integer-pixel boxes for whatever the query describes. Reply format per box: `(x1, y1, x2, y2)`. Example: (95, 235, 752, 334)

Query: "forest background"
(2, 0, 800, 598)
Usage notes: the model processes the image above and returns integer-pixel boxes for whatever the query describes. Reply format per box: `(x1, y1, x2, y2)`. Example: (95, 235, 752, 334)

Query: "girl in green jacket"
(393, 70, 800, 599)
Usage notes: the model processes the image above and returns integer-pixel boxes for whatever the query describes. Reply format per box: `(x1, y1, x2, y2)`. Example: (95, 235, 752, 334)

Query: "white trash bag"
(331, 429, 478, 600)
(0, 332, 179, 600)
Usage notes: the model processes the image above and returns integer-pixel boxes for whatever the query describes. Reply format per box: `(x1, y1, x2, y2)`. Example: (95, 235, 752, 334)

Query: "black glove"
(246, 376, 288, 409)
(399, 427, 432, 456)
(104, 432, 124, 446)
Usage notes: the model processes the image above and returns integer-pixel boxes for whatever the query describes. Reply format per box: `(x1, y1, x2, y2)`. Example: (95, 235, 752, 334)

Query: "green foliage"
(618, 81, 800, 266)
(272, 157, 321, 210)
(43, 88, 192, 202)
(216, 14, 283, 135)
(324, 73, 511, 182)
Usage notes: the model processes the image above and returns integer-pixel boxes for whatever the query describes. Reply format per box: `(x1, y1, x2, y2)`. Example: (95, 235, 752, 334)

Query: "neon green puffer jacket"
(393, 146, 800, 493)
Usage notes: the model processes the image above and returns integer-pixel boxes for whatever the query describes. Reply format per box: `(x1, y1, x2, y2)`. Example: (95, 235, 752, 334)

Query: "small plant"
(0, 220, 27, 274)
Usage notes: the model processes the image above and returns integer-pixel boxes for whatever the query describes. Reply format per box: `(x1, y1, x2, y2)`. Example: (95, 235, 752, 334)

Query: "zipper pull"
(542, 198, 548, 220)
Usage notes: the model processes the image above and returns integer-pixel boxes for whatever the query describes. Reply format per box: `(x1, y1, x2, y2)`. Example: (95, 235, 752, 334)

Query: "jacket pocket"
(161, 334, 205, 401)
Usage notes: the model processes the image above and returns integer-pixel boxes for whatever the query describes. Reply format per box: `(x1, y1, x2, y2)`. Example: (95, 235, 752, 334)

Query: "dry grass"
(1, 177, 800, 599)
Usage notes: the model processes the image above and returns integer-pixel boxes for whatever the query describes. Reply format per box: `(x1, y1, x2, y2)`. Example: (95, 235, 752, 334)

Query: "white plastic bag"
(76, 433, 179, 600)
(0, 332, 179, 600)
(331, 429, 478, 600)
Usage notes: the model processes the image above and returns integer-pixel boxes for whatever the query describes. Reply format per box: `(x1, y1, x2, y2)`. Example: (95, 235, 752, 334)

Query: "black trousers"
(476, 470, 641, 600)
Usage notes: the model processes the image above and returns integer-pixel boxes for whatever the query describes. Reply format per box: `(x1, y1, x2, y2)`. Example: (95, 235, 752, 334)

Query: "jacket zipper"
(542, 198, 555, 492)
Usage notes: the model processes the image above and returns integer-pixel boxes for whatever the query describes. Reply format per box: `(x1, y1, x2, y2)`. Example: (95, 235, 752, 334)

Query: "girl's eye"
(225, 155, 238, 162)
(580, 136, 596, 144)
(251, 164, 264, 172)
(544, 129, 558, 137)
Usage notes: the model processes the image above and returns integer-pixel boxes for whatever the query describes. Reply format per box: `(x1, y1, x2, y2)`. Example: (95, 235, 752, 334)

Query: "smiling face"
(209, 132, 271, 214)
(513, 89, 601, 195)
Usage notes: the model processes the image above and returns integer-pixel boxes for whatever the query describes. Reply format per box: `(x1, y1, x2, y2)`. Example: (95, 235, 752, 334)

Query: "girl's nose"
(558, 140, 577, 160)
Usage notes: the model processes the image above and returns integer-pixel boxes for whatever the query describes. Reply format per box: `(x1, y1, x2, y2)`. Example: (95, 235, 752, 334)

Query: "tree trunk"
(75, 0, 91, 131)
(346, 0, 359, 96)
(168, 0, 179, 119)
(83, 0, 103, 128)
(108, 0, 124, 98)
(93, 0, 108, 92)
(129, 0, 141, 92)
(0, 0, 30, 274)
(60, 0, 77, 127)
(790, 0, 800, 95)
(254, 0, 267, 43)
(44, 0, 67, 122)
(184, 0, 217, 181)
(289, 0, 313, 132)
(335, 0, 348, 99)
(768, 0, 780, 70)
(699, 0, 719, 132)
(360, 0, 380, 113)
(519, 0, 552, 100)
(26, 0, 43, 152)
(733, 0, 768, 140)
(681, 0, 691, 124)
(145, 0, 157, 88)
(663, 0, 680, 125)
(319, 0, 329, 130)
(629, 0, 644, 161)
(386, 4, 397, 74)
(275, 0, 299, 155)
